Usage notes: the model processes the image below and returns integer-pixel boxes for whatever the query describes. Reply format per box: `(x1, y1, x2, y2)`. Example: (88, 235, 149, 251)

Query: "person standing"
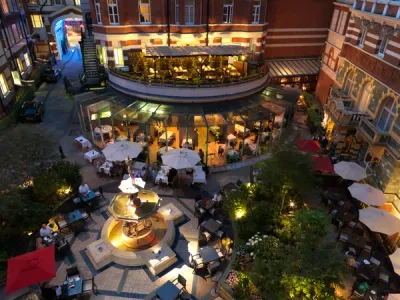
(198, 149, 205, 162)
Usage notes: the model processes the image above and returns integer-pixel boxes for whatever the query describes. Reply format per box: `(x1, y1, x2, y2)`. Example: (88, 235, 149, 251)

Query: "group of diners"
(321, 190, 400, 299)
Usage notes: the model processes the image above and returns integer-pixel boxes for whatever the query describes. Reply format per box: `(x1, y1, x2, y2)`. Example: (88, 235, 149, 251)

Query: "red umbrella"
(296, 140, 323, 153)
(6, 245, 56, 294)
(312, 156, 334, 173)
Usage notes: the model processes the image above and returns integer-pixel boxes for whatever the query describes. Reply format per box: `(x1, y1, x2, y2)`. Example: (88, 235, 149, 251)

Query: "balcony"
(358, 117, 390, 145)
(324, 96, 368, 126)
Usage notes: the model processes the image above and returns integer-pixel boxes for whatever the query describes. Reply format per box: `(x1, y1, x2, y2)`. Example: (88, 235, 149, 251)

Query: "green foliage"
(223, 184, 250, 220)
(233, 272, 253, 300)
(257, 144, 315, 211)
(237, 202, 280, 240)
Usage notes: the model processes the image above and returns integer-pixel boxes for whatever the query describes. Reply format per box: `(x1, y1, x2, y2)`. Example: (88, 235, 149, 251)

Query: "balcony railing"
(324, 96, 367, 126)
(358, 117, 390, 145)
(329, 86, 352, 101)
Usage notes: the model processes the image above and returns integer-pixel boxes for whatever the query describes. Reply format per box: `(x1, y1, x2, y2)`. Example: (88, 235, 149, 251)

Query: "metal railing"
(358, 117, 390, 144)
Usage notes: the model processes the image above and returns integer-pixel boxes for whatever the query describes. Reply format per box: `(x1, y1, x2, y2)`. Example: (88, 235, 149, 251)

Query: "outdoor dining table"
(348, 233, 365, 251)
(201, 218, 221, 234)
(227, 134, 237, 143)
(42, 232, 64, 247)
(84, 150, 100, 163)
(156, 280, 180, 300)
(66, 210, 85, 232)
(63, 277, 83, 298)
(82, 190, 96, 203)
(199, 246, 220, 264)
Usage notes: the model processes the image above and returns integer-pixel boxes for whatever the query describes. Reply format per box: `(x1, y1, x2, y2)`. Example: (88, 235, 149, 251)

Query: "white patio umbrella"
(359, 207, 400, 236)
(118, 178, 140, 194)
(161, 148, 200, 169)
(334, 161, 367, 181)
(348, 183, 387, 206)
(389, 294, 400, 300)
(390, 248, 400, 275)
(102, 141, 142, 161)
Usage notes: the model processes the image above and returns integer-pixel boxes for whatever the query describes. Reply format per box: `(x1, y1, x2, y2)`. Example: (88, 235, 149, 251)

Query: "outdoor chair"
(379, 272, 390, 284)
(73, 197, 81, 205)
(363, 244, 372, 253)
(55, 217, 70, 233)
(66, 266, 80, 280)
(215, 230, 224, 239)
(338, 233, 349, 242)
(95, 186, 105, 199)
(370, 256, 381, 266)
(207, 261, 220, 275)
(82, 276, 98, 296)
(81, 207, 94, 221)
(349, 290, 365, 299)
(203, 231, 211, 241)
(89, 197, 99, 211)
(329, 209, 338, 217)
(216, 245, 227, 260)
(348, 221, 357, 228)
(173, 274, 187, 292)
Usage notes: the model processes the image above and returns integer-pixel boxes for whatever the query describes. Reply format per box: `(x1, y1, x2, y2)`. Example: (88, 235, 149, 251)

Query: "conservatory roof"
(267, 58, 320, 77)
(144, 45, 248, 57)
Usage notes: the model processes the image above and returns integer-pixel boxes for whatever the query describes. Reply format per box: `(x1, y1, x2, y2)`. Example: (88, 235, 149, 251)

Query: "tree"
(0, 126, 58, 190)
(257, 144, 315, 212)
(223, 184, 252, 220)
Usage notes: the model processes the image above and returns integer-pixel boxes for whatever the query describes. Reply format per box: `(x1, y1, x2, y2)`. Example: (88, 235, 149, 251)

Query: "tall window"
(378, 34, 389, 56)
(11, 24, 20, 43)
(107, 0, 119, 24)
(223, 0, 234, 24)
(75, 0, 80, 5)
(377, 97, 396, 132)
(358, 82, 372, 113)
(139, 0, 151, 24)
(184, 0, 194, 25)
(175, 0, 179, 25)
(252, 0, 260, 24)
(0, 74, 9, 96)
(7, 27, 15, 45)
(31, 15, 43, 28)
(343, 71, 355, 96)
(330, 9, 339, 31)
(24, 52, 31, 67)
(99, 46, 107, 65)
(1, 0, 9, 13)
(337, 11, 348, 35)
(114, 47, 123, 66)
(94, 0, 101, 24)
(359, 27, 368, 47)
(17, 57, 24, 74)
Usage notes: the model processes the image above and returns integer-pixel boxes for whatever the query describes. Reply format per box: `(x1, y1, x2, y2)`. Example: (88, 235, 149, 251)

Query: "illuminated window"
(330, 9, 339, 31)
(184, 0, 194, 25)
(1, 0, 9, 13)
(31, 15, 43, 28)
(107, 0, 119, 24)
(223, 0, 234, 24)
(252, 0, 260, 24)
(175, 0, 179, 24)
(358, 82, 372, 113)
(94, 0, 101, 23)
(98, 46, 108, 65)
(75, 0, 80, 5)
(17, 58, 24, 73)
(114, 47, 123, 66)
(0, 74, 9, 96)
(24, 52, 31, 67)
(139, 0, 151, 24)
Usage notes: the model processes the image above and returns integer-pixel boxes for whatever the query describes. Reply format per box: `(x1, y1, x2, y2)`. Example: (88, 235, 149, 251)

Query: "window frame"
(94, 0, 102, 24)
(24, 52, 31, 67)
(184, 0, 194, 25)
(359, 26, 368, 47)
(139, 0, 151, 24)
(0, 74, 9, 96)
(175, 0, 179, 25)
(343, 71, 355, 96)
(31, 15, 43, 28)
(358, 82, 372, 113)
(252, 2, 260, 24)
(223, 0, 234, 24)
(1, 0, 9, 14)
(377, 98, 396, 132)
(330, 9, 339, 32)
(17, 57, 24, 74)
(378, 34, 389, 56)
(107, 0, 119, 25)
(113, 47, 124, 66)
(337, 11, 348, 35)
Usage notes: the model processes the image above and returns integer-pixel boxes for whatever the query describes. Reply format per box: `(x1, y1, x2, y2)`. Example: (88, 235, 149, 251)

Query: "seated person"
(79, 182, 90, 196)
(40, 224, 52, 237)
(212, 191, 222, 202)
(140, 167, 147, 180)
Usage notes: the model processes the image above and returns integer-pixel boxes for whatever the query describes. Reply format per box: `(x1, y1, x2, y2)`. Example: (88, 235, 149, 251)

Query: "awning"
(145, 45, 248, 57)
(267, 58, 320, 78)
(296, 140, 322, 153)
(312, 156, 334, 173)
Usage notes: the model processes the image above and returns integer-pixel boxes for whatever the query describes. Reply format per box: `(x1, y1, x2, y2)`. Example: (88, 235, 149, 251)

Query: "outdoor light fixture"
(123, 114, 127, 118)
(289, 201, 295, 207)
(235, 209, 246, 219)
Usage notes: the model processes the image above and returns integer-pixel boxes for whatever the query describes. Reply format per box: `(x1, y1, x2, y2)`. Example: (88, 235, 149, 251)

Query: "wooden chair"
(173, 274, 187, 292)
(55, 217, 70, 233)
(207, 261, 220, 275)
(82, 276, 98, 297)
(66, 266, 80, 280)
(81, 207, 94, 221)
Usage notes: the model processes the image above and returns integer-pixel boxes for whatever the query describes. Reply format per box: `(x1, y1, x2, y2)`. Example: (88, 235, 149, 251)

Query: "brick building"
(315, 0, 400, 211)
(0, 0, 34, 116)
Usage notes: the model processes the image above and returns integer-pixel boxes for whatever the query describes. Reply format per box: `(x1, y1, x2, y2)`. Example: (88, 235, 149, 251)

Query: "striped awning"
(267, 58, 320, 78)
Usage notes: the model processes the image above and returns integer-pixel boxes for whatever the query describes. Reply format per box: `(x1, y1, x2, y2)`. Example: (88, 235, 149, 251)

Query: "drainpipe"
(206, 0, 210, 46)
(166, 0, 170, 46)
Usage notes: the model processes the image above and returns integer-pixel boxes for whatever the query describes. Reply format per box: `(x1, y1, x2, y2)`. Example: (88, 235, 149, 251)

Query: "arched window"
(343, 71, 355, 96)
(377, 97, 397, 132)
(326, 48, 335, 70)
(358, 82, 372, 113)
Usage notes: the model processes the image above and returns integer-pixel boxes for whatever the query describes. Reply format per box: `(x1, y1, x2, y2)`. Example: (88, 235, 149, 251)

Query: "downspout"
(206, 0, 210, 46)
(167, 0, 171, 46)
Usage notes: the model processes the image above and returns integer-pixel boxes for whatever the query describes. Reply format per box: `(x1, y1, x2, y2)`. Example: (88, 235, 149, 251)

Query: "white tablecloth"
(99, 162, 112, 175)
(228, 149, 239, 157)
(135, 133, 145, 142)
(138, 141, 147, 148)
(158, 146, 175, 155)
(75, 136, 92, 149)
(227, 134, 237, 143)
(235, 124, 250, 135)
(156, 169, 169, 184)
(192, 166, 206, 184)
(94, 125, 112, 134)
(84, 150, 100, 163)
(181, 138, 193, 149)
(159, 131, 175, 143)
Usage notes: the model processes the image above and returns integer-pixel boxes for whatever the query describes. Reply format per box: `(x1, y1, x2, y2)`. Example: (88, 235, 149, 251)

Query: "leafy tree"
(233, 272, 253, 300)
(223, 184, 252, 220)
(0, 126, 58, 190)
(257, 144, 315, 212)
